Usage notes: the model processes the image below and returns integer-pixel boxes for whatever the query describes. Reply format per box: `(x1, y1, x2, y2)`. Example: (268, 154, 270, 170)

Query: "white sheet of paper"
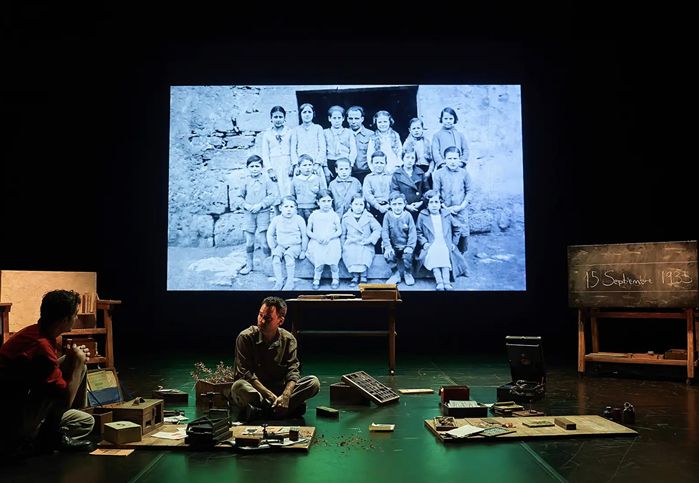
(152, 428, 187, 440)
(446, 424, 485, 438)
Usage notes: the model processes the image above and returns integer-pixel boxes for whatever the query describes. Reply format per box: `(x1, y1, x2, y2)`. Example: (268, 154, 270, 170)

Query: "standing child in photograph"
(366, 110, 402, 173)
(289, 103, 327, 181)
(432, 146, 472, 256)
(260, 105, 293, 196)
(291, 154, 326, 222)
(403, 118, 434, 183)
(306, 189, 342, 290)
(341, 194, 381, 285)
(390, 147, 426, 218)
(381, 192, 417, 286)
(362, 151, 392, 227)
(416, 190, 461, 291)
(324, 106, 357, 181)
(431, 107, 469, 170)
(234, 155, 280, 275)
(328, 158, 362, 217)
(266, 196, 308, 290)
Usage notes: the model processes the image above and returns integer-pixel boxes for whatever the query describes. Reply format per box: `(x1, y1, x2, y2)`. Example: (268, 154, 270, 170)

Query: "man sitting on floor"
(229, 296, 320, 421)
(0, 290, 95, 458)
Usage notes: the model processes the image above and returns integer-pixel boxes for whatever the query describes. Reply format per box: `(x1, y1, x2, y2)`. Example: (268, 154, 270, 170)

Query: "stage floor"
(2, 350, 698, 483)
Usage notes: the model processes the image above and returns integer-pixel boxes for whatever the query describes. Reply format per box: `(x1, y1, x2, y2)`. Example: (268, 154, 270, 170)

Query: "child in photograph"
(431, 107, 469, 170)
(381, 192, 417, 286)
(328, 158, 362, 217)
(416, 190, 460, 291)
(432, 146, 472, 255)
(234, 155, 280, 275)
(366, 110, 402, 173)
(290, 103, 327, 179)
(402, 117, 434, 183)
(306, 189, 342, 290)
(260, 105, 293, 196)
(324, 105, 357, 181)
(341, 194, 381, 286)
(390, 147, 426, 217)
(291, 154, 326, 221)
(362, 151, 392, 227)
(266, 196, 308, 290)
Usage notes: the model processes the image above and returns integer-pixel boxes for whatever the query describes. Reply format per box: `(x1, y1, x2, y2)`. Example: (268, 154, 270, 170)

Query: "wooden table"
(285, 298, 401, 375)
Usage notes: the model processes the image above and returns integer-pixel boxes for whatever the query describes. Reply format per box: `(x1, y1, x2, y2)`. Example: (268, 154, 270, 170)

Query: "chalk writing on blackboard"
(568, 241, 699, 308)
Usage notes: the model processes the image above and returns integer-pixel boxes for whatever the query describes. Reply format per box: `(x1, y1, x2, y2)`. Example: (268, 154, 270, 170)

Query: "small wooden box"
(103, 421, 142, 444)
(440, 385, 470, 404)
(153, 388, 189, 404)
(195, 380, 230, 408)
(105, 398, 164, 434)
(330, 382, 370, 405)
(84, 407, 114, 434)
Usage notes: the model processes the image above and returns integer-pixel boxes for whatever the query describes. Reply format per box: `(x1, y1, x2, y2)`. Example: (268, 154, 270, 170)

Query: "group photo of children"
(167, 85, 526, 292)
(234, 103, 473, 291)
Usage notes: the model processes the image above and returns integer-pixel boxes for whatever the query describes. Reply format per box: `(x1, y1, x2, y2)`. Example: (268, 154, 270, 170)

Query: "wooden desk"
(0, 303, 11, 344)
(577, 307, 697, 383)
(286, 298, 401, 375)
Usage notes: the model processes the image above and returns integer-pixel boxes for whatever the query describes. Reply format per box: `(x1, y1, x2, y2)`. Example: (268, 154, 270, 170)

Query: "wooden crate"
(104, 398, 164, 434)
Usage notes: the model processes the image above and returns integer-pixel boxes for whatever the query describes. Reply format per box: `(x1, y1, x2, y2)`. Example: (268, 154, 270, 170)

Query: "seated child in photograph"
(266, 196, 308, 290)
(341, 194, 381, 286)
(306, 189, 343, 289)
(291, 154, 326, 222)
(390, 147, 426, 218)
(234, 154, 280, 275)
(328, 158, 362, 217)
(381, 192, 417, 286)
(403, 117, 434, 183)
(362, 151, 392, 227)
(416, 190, 460, 291)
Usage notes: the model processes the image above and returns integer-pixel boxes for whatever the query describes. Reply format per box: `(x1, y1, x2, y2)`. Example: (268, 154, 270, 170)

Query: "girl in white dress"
(306, 189, 342, 289)
(416, 190, 456, 291)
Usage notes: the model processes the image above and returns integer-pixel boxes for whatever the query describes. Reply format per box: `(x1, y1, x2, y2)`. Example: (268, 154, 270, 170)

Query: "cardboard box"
(104, 421, 142, 444)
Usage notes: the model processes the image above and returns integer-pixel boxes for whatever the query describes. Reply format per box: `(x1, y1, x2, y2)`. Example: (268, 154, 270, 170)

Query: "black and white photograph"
(167, 85, 525, 291)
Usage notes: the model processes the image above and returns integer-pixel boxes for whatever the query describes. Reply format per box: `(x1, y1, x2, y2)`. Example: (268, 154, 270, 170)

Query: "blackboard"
(568, 241, 698, 308)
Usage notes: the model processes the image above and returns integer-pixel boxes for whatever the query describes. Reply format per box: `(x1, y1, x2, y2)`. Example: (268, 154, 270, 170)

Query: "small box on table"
(104, 398, 164, 435)
(103, 421, 142, 444)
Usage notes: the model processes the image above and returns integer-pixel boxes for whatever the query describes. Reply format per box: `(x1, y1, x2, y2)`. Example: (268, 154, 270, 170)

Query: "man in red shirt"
(0, 290, 95, 457)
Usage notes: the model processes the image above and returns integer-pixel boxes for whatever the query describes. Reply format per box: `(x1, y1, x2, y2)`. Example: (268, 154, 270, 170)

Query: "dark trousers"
(386, 248, 414, 274)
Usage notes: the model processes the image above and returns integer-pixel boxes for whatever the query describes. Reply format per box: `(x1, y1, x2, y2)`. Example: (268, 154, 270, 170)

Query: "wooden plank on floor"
(98, 424, 315, 452)
(424, 415, 636, 443)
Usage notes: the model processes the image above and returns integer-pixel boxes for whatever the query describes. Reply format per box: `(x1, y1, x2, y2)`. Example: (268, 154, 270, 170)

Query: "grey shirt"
(234, 326, 300, 391)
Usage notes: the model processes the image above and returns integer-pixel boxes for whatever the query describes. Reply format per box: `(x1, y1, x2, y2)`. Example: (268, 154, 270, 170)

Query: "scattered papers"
(369, 423, 395, 432)
(90, 448, 134, 456)
(164, 415, 189, 423)
(445, 424, 485, 438)
(152, 427, 188, 440)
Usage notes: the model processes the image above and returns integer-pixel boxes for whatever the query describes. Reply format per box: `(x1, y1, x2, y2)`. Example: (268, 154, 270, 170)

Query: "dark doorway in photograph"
(296, 85, 419, 139)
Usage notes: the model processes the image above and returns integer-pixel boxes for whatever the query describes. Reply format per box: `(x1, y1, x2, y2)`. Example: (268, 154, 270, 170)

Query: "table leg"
(388, 304, 396, 375)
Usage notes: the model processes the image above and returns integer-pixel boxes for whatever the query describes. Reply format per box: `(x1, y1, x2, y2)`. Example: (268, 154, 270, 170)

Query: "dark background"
(3, 4, 693, 364)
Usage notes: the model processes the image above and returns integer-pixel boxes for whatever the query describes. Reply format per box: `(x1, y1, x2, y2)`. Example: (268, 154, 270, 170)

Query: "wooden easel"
(577, 307, 698, 383)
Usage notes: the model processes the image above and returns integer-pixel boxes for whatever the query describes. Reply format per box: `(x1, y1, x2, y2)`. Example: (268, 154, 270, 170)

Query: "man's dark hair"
(262, 296, 287, 318)
(38, 290, 80, 329)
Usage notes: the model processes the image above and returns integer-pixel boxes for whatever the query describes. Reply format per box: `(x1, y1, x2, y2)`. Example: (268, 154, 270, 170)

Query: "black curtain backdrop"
(4, 5, 693, 363)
